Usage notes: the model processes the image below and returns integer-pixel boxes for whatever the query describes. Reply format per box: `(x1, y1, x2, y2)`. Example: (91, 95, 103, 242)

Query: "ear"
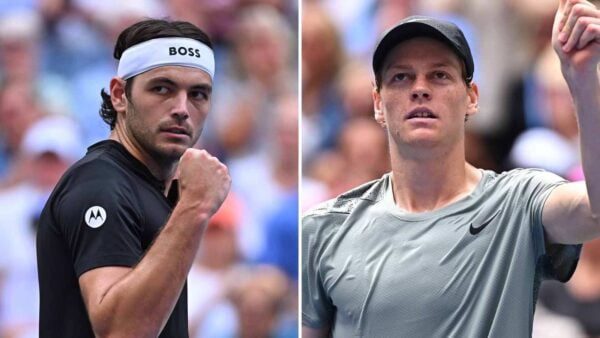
(465, 82, 479, 118)
(110, 77, 128, 114)
(373, 86, 386, 128)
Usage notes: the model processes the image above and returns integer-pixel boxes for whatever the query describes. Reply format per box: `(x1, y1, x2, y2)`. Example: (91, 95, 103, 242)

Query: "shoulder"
(303, 175, 388, 233)
(482, 168, 566, 194)
(304, 175, 387, 217)
(491, 168, 565, 183)
(50, 151, 138, 210)
(45, 150, 144, 234)
(60, 149, 134, 190)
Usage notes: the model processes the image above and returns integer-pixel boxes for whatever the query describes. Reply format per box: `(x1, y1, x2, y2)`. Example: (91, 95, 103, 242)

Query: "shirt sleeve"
(516, 169, 581, 282)
(55, 162, 144, 277)
(302, 212, 335, 329)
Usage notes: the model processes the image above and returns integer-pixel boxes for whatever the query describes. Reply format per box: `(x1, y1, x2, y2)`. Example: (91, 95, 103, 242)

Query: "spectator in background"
(509, 44, 580, 177)
(258, 95, 300, 280)
(195, 265, 296, 338)
(229, 93, 298, 262)
(0, 115, 83, 338)
(166, 0, 235, 44)
(306, 118, 389, 203)
(336, 59, 377, 119)
(211, 4, 296, 159)
(0, 9, 71, 116)
(260, 193, 299, 281)
(229, 266, 296, 338)
(0, 82, 45, 186)
(0, 9, 73, 184)
(487, 0, 565, 166)
(188, 194, 247, 338)
(301, 2, 345, 164)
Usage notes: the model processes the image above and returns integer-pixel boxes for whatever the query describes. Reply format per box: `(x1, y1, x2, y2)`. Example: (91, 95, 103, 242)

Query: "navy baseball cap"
(372, 15, 474, 82)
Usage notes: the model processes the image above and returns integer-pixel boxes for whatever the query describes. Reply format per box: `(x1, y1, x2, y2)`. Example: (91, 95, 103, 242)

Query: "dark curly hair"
(99, 19, 213, 129)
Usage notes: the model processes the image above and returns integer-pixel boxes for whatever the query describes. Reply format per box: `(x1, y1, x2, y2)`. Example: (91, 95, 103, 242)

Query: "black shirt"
(37, 140, 187, 337)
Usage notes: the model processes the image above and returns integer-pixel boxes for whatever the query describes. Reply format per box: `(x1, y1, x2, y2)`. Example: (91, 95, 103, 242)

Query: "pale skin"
(78, 65, 231, 338)
(303, 0, 600, 336)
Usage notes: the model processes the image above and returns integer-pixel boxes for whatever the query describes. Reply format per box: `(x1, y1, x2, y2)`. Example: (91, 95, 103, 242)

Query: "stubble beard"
(126, 102, 193, 169)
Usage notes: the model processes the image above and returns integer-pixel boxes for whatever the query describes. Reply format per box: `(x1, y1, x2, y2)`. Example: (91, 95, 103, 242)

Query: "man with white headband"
(36, 19, 230, 337)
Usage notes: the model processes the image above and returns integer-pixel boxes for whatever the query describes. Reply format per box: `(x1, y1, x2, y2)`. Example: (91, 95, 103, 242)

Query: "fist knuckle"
(218, 167, 228, 177)
(578, 16, 590, 25)
(181, 149, 192, 159)
(573, 4, 586, 15)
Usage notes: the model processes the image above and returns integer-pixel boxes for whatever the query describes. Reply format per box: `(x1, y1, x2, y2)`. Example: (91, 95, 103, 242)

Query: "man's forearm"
(88, 199, 208, 337)
(572, 69, 600, 214)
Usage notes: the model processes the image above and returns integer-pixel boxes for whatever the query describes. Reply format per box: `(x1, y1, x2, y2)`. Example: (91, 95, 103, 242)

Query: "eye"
(433, 71, 449, 80)
(190, 89, 209, 101)
(392, 72, 409, 82)
(151, 86, 169, 94)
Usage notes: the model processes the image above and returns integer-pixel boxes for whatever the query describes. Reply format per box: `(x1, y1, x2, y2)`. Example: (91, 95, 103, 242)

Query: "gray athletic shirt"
(302, 169, 581, 337)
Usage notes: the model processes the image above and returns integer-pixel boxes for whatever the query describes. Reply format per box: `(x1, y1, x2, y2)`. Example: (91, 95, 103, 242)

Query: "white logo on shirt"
(85, 206, 107, 228)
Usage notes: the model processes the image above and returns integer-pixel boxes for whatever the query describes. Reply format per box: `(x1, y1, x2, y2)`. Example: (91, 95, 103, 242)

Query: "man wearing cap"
(302, 1, 600, 337)
(36, 19, 231, 337)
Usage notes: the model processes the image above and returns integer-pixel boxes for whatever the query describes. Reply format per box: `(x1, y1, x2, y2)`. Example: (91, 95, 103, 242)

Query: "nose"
(411, 76, 431, 101)
(171, 91, 189, 121)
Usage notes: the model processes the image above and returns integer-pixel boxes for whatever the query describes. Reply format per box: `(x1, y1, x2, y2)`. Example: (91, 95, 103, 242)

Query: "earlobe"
(373, 88, 386, 128)
(110, 77, 127, 114)
(374, 109, 386, 127)
(466, 82, 479, 116)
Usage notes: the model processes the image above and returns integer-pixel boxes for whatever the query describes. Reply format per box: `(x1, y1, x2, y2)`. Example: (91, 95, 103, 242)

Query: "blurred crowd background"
(302, 0, 600, 337)
(0, 0, 298, 337)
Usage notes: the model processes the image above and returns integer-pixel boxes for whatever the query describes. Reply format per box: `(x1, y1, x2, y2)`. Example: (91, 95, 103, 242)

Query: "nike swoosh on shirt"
(469, 208, 502, 235)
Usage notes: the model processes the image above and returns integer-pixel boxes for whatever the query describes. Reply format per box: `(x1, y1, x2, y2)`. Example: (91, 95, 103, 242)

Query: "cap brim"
(373, 22, 462, 75)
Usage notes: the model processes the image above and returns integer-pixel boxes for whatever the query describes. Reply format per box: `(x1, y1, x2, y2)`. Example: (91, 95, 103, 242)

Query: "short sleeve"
(514, 169, 581, 282)
(55, 163, 143, 276)
(302, 213, 335, 328)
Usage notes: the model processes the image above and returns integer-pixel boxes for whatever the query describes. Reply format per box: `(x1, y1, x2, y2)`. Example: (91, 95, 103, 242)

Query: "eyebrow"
(148, 76, 213, 93)
(430, 62, 454, 69)
(386, 62, 454, 70)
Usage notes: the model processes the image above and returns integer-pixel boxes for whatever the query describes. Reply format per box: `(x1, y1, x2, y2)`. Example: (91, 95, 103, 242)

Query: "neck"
(389, 141, 480, 212)
(109, 128, 176, 188)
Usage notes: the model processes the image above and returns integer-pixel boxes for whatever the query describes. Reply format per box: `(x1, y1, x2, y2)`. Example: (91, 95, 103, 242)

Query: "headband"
(117, 37, 215, 80)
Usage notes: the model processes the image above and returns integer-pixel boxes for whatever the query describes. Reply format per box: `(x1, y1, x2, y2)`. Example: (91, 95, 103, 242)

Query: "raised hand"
(178, 148, 231, 219)
(552, 0, 600, 79)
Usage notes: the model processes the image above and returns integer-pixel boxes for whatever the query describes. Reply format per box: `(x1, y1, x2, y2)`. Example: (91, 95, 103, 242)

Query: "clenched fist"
(178, 148, 231, 219)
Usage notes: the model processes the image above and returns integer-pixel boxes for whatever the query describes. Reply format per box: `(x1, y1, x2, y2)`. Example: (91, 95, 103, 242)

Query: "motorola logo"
(85, 206, 107, 228)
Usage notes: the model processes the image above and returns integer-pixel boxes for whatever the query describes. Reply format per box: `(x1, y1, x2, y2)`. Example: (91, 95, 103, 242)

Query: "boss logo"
(169, 46, 201, 58)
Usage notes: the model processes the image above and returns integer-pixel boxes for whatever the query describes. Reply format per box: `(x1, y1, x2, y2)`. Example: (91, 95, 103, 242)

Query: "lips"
(160, 125, 191, 137)
(405, 107, 437, 120)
